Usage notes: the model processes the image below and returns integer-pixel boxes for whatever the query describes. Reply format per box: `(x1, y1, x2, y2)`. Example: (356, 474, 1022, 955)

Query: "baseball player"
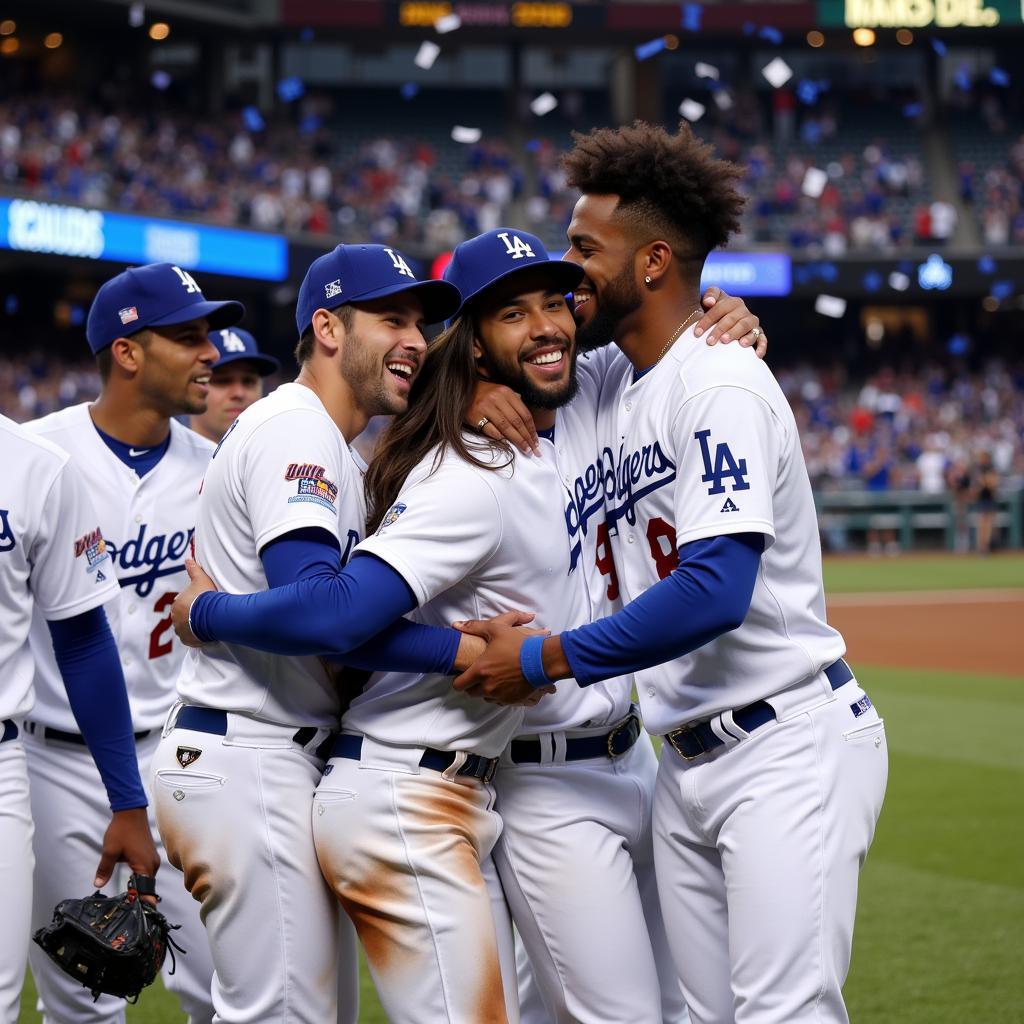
(453, 123, 889, 1024)
(152, 244, 481, 1023)
(188, 327, 281, 444)
(22, 262, 244, 1024)
(0, 414, 160, 1023)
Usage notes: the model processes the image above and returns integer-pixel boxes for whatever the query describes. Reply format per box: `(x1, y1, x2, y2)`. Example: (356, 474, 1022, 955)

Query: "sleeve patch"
(284, 463, 339, 513)
(377, 502, 408, 533)
(73, 526, 111, 580)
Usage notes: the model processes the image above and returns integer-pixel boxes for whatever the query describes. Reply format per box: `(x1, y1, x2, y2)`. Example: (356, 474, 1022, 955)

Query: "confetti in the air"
(451, 125, 482, 144)
(277, 77, 305, 102)
(802, 167, 828, 198)
(435, 13, 461, 34)
(758, 26, 783, 44)
(761, 57, 793, 89)
(695, 62, 719, 80)
(888, 272, 911, 291)
(814, 295, 847, 318)
(415, 41, 441, 70)
(242, 107, 265, 132)
(150, 70, 171, 90)
(931, 38, 947, 56)
(129, 3, 145, 27)
(400, 82, 420, 100)
(989, 67, 1009, 86)
(977, 255, 996, 274)
(530, 92, 558, 117)
(635, 37, 668, 61)
(678, 98, 706, 122)
(713, 90, 734, 111)
(681, 4, 703, 31)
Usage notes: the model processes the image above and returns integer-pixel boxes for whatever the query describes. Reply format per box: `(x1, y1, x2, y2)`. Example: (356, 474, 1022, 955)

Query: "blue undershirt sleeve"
(559, 532, 766, 686)
(47, 607, 148, 812)
(189, 529, 458, 673)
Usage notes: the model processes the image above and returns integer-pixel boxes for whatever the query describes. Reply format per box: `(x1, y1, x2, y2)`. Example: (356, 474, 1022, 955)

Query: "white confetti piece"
(762, 56, 794, 89)
(530, 92, 558, 117)
(802, 167, 828, 198)
(814, 294, 847, 318)
(435, 13, 461, 33)
(451, 125, 482, 144)
(678, 98, 706, 122)
(414, 41, 440, 70)
(695, 62, 720, 80)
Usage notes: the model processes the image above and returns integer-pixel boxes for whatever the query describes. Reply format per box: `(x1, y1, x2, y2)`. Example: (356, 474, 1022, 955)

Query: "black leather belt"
(665, 659, 854, 762)
(175, 706, 321, 749)
(331, 733, 499, 784)
(22, 721, 151, 745)
(510, 713, 642, 764)
(1, 719, 17, 743)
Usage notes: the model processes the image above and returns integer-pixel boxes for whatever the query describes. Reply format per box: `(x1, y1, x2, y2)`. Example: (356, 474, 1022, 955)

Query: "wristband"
(519, 635, 553, 689)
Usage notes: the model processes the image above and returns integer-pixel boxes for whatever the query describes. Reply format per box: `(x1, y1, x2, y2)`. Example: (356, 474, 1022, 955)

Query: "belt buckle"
(605, 714, 637, 758)
(666, 725, 706, 761)
(481, 756, 498, 784)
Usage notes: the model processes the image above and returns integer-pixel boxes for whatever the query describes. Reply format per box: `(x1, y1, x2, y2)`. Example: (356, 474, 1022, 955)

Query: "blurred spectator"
(973, 450, 1001, 554)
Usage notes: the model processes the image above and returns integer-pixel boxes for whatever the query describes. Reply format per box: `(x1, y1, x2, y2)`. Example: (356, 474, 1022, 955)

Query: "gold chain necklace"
(654, 308, 703, 365)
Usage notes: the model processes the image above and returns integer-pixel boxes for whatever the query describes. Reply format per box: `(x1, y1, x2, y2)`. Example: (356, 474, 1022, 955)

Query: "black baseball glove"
(33, 874, 185, 1002)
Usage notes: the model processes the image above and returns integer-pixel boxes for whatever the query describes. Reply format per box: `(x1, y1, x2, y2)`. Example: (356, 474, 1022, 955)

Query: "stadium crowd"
(4, 84, 1017, 254)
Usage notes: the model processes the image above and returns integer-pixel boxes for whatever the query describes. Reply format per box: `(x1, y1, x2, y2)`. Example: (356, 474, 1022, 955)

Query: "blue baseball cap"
(210, 328, 280, 377)
(443, 228, 584, 322)
(85, 263, 245, 354)
(295, 244, 462, 339)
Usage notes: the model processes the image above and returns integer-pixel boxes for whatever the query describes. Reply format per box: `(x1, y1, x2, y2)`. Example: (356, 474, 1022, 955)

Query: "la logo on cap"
(498, 232, 535, 260)
(384, 248, 415, 278)
(220, 330, 246, 353)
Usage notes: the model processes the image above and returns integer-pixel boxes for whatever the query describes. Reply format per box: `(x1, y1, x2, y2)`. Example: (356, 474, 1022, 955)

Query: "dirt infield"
(827, 590, 1024, 676)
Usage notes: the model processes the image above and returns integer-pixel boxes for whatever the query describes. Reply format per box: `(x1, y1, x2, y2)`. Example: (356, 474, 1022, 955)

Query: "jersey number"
(647, 517, 679, 579)
(148, 592, 176, 660)
(594, 521, 620, 601)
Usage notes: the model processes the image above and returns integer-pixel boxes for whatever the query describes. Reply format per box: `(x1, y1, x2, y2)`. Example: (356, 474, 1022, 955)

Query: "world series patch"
(284, 463, 339, 513)
(73, 526, 111, 580)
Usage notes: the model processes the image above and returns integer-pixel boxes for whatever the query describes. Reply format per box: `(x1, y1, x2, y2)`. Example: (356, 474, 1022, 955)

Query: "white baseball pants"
(24, 729, 215, 1024)
(151, 712, 358, 1024)
(654, 679, 888, 1024)
(313, 739, 517, 1024)
(0, 739, 33, 1024)
(496, 730, 688, 1024)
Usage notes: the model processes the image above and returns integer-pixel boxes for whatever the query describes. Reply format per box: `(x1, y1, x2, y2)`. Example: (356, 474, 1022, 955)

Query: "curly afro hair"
(562, 121, 746, 261)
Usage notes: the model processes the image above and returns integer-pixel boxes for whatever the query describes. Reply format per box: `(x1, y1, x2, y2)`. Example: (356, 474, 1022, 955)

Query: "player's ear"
(311, 307, 341, 357)
(109, 334, 144, 375)
(641, 240, 673, 285)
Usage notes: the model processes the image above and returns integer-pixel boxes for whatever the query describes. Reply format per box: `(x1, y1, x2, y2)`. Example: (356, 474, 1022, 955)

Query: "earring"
(644, 275, 652, 285)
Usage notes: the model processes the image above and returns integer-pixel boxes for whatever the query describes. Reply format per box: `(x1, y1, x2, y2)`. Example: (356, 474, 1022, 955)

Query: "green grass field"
(20, 554, 1024, 1022)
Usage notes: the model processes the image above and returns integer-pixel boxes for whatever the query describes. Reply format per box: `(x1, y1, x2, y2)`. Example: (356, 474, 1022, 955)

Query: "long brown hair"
(364, 314, 514, 533)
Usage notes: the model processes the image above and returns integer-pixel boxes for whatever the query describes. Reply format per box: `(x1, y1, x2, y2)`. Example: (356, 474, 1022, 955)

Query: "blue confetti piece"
(742, 21, 756, 35)
(681, 3, 702, 31)
(794, 267, 809, 285)
(797, 80, 819, 104)
(150, 70, 171, 90)
(990, 67, 1009, 87)
(4, 294, 18, 315)
(820, 262, 838, 283)
(276, 76, 305, 103)
(977, 255, 996, 274)
(242, 106, 265, 132)
(954, 65, 971, 91)
(69, 304, 85, 326)
(635, 37, 667, 61)
(525, 138, 542, 153)
(300, 27, 314, 43)
(947, 333, 969, 356)
(759, 26, 783, 44)
(991, 280, 1014, 299)
(863, 271, 882, 293)
(299, 115, 321, 135)
(400, 82, 419, 100)
(902, 103, 923, 118)
(931, 38, 946, 56)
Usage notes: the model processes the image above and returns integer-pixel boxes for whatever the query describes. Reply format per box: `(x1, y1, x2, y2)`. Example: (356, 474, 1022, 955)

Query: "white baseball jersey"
(595, 332, 845, 735)
(0, 415, 120, 722)
(349, 435, 590, 757)
(177, 381, 365, 728)
(23, 405, 212, 733)
(515, 344, 633, 734)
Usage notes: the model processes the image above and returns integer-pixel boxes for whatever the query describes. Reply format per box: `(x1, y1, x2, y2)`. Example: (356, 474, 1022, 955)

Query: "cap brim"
(150, 299, 246, 331)
(355, 279, 463, 325)
(451, 259, 585, 324)
(213, 352, 281, 376)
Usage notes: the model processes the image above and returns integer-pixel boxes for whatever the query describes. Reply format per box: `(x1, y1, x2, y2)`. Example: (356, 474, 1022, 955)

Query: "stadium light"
(148, 22, 170, 40)
(44, 32, 63, 49)
(1, 37, 19, 54)
(896, 29, 914, 45)
(807, 30, 825, 47)
(853, 28, 876, 46)
(0, 20, 14, 35)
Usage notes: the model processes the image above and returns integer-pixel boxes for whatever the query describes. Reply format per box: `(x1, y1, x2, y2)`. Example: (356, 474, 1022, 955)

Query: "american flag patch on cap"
(118, 306, 139, 325)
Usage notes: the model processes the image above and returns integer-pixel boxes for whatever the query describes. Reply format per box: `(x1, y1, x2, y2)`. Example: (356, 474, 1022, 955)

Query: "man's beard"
(485, 343, 580, 411)
(574, 257, 643, 353)
(341, 330, 407, 417)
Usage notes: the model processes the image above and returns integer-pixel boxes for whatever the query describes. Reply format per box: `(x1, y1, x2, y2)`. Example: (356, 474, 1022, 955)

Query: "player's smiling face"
(343, 293, 427, 418)
(565, 193, 643, 352)
(474, 268, 579, 411)
(135, 317, 219, 417)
